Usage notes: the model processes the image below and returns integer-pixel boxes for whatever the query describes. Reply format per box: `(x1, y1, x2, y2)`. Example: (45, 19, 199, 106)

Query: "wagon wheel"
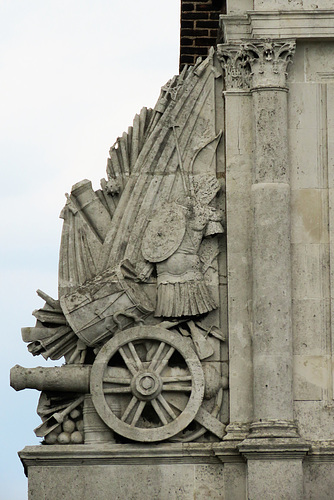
(90, 326, 204, 442)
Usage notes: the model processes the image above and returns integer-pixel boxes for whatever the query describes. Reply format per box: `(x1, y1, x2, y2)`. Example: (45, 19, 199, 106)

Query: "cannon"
(10, 364, 91, 393)
(11, 325, 226, 442)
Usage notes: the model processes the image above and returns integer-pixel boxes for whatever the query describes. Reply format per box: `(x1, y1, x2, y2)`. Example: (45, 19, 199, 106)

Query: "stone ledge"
(307, 441, 334, 462)
(221, 10, 334, 42)
(19, 442, 244, 473)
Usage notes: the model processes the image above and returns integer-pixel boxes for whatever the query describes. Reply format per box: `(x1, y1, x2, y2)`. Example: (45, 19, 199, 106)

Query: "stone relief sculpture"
(11, 48, 228, 445)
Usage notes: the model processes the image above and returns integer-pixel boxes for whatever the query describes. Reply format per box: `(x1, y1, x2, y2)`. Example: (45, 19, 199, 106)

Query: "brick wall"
(180, 0, 226, 70)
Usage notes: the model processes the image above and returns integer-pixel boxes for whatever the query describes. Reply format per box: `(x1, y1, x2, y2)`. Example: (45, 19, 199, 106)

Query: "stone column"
(217, 45, 254, 442)
(245, 39, 297, 437)
(237, 39, 309, 500)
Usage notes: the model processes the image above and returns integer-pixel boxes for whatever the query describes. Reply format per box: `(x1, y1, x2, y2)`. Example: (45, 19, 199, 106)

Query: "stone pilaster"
(245, 39, 297, 437)
(236, 38, 310, 500)
(217, 45, 253, 441)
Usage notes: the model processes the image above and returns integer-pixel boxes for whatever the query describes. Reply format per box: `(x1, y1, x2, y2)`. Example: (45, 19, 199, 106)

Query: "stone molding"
(238, 438, 310, 461)
(19, 443, 244, 473)
(307, 442, 334, 463)
(248, 420, 299, 439)
(223, 422, 251, 441)
(213, 443, 246, 464)
(221, 10, 334, 42)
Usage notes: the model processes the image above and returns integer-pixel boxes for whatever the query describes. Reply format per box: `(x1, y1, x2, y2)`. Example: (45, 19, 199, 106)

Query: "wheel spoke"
(155, 346, 175, 375)
(162, 384, 192, 392)
(157, 394, 177, 420)
(130, 400, 146, 427)
(149, 341, 166, 371)
(161, 376, 192, 383)
(119, 346, 137, 375)
(121, 396, 138, 422)
(128, 341, 143, 370)
(103, 386, 132, 394)
(151, 399, 168, 425)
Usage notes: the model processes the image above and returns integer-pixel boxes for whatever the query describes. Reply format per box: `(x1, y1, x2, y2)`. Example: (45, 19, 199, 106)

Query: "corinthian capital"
(241, 39, 296, 89)
(217, 44, 251, 91)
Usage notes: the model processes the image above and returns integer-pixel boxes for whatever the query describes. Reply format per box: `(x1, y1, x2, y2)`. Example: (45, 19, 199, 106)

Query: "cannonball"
(70, 409, 81, 420)
(71, 431, 83, 444)
(44, 432, 58, 444)
(57, 432, 71, 444)
(76, 419, 84, 432)
(53, 424, 62, 435)
(62, 419, 76, 433)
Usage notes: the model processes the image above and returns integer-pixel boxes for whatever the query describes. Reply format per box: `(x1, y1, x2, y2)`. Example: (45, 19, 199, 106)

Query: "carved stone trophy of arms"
(11, 50, 228, 445)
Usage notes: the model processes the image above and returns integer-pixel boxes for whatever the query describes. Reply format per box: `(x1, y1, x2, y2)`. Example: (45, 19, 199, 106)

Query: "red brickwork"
(180, 0, 226, 70)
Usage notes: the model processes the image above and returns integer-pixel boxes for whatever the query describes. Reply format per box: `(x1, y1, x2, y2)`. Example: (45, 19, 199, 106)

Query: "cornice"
(220, 10, 334, 43)
(19, 443, 230, 471)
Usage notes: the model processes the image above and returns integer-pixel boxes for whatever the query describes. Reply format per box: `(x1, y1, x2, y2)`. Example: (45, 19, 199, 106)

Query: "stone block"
(289, 131, 319, 190)
(226, 0, 253, 15)
(194, 464, 225, 498)
(254, 0, 334, 10)
(29, 464, 198, 500)
(289, 83, 318, 134)
(291, 189, 329, 244)
(305, 41, 334, 83)
(294, 400, 334, 441)
(247, 459, 304, 500)
(293, 355, 329, 401)
(292, 298, 329, 356)
(223, 462, 247, 500)
(23, 445, 227, 500)
(291, 243, 330, 300)
(304, 461, 334, 500)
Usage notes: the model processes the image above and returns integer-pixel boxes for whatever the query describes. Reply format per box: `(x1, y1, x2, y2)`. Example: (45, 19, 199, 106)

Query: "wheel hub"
(131, 371, 162, 400)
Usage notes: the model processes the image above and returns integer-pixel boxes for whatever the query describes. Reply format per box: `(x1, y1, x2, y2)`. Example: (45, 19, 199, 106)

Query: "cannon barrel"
(10, 364, 91, 393)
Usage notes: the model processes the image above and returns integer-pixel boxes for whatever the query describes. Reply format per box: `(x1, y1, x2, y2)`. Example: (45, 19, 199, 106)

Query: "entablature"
(221, 10, 334, 42)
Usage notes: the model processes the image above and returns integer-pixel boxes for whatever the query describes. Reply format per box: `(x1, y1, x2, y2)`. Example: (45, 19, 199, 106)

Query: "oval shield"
(141, 203, 186, 263)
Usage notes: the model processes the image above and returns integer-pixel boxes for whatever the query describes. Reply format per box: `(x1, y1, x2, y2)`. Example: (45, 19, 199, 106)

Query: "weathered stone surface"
(11, 50, 227, 451)
(28, 463, 224, 500)
(254, 0, 334, 10)
(11, 2, 334, 498)
(247, 459, 304, 500)
(21, 444, 227, 500)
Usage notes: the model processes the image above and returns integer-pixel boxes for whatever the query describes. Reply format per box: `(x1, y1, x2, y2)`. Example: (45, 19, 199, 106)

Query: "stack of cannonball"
(44, 407, 84, 444)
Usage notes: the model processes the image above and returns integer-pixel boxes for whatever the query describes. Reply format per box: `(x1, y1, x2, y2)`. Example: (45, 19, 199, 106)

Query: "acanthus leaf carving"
(241, 39, 296, 88)
(217, 44, 252, 91)
(218, 39, 296, 90)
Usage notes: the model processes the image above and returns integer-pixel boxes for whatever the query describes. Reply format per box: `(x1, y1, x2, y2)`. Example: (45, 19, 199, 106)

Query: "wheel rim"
(90, 326, 204, 442)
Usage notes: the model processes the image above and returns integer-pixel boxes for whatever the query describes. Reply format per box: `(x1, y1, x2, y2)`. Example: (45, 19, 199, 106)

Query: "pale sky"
(0, 2, 180, 498)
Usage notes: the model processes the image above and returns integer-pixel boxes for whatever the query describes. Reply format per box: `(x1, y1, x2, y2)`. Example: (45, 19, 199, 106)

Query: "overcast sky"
(0, 2, 180, 498)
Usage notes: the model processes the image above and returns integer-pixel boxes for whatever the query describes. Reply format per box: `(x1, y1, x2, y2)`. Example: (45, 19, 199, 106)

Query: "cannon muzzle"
(10, 364, 91, 393)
